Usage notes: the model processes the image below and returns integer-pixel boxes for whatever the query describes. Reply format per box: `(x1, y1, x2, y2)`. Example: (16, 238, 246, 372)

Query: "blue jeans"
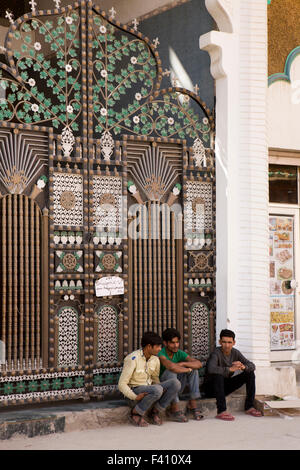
(160, 369, 201, 404)
(132, 377, 181, 416)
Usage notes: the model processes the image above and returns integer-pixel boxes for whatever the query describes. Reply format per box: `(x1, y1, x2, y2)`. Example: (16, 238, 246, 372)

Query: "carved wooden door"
(0, 1, 215, 406)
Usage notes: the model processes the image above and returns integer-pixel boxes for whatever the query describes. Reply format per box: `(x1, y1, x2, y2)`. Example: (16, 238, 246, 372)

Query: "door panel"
(269, 208, 299, 361)
(128, 201, 182, 350)
(0, 3, 216, 406)
(269, 215, 296, 350)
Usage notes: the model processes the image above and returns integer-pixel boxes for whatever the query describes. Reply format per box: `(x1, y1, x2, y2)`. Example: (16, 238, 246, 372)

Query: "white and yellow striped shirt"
(118, 349, 160, 400)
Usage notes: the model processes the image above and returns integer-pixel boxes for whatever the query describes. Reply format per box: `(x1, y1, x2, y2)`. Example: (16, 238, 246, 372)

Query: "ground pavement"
(1, 411, 300, 451)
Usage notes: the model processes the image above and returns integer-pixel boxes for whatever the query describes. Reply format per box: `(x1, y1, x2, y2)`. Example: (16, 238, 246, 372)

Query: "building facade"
(267, 0, 300, 368)
(0, 0, 297, 406)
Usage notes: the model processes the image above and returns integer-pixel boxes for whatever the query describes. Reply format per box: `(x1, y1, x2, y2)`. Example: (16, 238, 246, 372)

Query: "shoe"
(185, 406, 204, 421)
(128, 410, 149, 427)
(245, 407, 262, 417)
(215, 411, 235, 421)
(166, 409, 189, 422)
(149, 407, 163, 425)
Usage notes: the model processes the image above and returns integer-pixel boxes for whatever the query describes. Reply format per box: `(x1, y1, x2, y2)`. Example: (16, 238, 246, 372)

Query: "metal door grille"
(130, 201, 182, 349)
(0, 195, 42, 371)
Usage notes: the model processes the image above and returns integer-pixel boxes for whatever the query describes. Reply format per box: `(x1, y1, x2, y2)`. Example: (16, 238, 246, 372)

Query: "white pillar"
(236, 0, 269, 367)
(200, 0, 270, 369)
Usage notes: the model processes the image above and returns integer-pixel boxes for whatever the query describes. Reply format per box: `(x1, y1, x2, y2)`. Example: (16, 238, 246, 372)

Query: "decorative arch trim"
(205, 0, 234, 34)
(268, 46, 300, 86)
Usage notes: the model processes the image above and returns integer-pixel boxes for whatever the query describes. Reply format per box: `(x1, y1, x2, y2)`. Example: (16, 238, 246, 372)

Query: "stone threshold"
(0, 393, 246, 440)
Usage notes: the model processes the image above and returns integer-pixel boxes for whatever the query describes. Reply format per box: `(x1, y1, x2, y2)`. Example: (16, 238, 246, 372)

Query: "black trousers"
(203, 371, 256, 414)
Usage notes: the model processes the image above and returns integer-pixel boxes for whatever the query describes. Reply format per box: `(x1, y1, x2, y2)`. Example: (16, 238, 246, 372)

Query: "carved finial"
(5, 10, 14, 25)
(109, 7, 116, 19)
(132, 18, 139, 31)
(192, 138, 207, 168)
(29, 0, 38, 12)
(61, 126, 75, 157)
(162, 69, 171, 77)
(100, 130, 114, 161)
(153, 37, 160, 49)
(194, 84, 200, 95)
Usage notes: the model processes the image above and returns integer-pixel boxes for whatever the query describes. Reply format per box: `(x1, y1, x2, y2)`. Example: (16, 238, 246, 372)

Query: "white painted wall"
(201, 0, 300, 395)
(201, 0, 270, 370)
(268, 55, 300, 151)
(237, 0, 269, 367)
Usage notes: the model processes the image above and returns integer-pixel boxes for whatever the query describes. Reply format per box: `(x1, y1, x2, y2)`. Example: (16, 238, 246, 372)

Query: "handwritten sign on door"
(95, 276, 124, 297)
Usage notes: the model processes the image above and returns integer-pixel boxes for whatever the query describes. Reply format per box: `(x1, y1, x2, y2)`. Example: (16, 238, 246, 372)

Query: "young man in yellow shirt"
(118, 331, 181, 426)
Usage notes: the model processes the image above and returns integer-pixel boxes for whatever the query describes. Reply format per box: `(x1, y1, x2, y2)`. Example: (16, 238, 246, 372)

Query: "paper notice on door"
(95, 276, 124, 297)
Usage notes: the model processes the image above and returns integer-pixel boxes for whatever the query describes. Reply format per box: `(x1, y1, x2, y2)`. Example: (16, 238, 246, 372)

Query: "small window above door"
(269, 165, 298, 204)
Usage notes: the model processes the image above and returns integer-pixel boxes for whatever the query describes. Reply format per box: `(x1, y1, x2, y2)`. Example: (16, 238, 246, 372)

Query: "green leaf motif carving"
(0, 9, 82, 132)
(0, 3, 213, 145)
(91, 8, 211, 144)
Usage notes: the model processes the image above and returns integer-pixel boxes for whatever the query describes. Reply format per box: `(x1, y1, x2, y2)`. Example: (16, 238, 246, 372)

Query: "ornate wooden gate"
(0, 1, 215, 405)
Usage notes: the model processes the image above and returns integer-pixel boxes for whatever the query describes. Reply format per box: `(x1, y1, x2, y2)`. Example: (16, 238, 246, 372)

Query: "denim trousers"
(160, 369, 201, 403)
(132, 377, 181, 416)
(204, 370, 256, 414)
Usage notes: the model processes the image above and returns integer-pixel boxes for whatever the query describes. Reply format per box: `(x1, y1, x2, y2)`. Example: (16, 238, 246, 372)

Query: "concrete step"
(0, 392, 246, 440)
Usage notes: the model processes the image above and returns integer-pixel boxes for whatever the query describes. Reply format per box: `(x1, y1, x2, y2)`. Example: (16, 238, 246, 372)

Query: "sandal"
(128, 410, 149, 427)
(149, 407, 163, 425)
(245, 407, 262, 417)
(167, 409, 189, 423)
(215, 411, 235, 421)
(186, 406, 204, 421)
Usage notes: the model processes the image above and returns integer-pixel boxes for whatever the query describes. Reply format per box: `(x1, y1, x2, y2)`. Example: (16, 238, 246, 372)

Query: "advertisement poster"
(269, 216, 295, 350)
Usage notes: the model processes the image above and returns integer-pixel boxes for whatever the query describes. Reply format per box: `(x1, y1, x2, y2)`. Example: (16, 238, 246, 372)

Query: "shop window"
(269, 165, 298, 204)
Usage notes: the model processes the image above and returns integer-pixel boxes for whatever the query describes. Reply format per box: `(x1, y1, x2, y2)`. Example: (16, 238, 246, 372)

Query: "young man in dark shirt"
(203, 329, 262, 421)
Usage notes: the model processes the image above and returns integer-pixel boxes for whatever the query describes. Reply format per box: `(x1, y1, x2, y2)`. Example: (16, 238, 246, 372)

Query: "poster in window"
(269, 216, 295, 350)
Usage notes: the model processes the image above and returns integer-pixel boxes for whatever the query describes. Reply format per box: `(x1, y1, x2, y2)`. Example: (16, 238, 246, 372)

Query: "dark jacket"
(206, 347, 255, 378)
